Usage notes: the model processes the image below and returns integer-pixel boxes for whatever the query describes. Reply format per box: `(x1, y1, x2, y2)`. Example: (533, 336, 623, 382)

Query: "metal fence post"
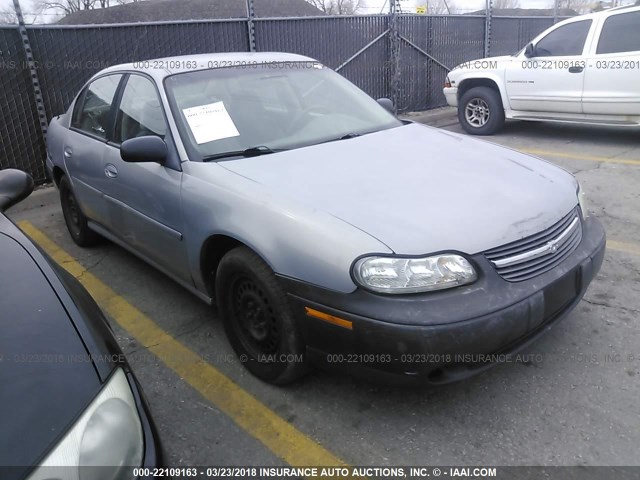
(13, 0, 48, 142)
(553, 0, 559, 24)
(388, 0, 401, 113)
(484, 0, 493, 58)
(246, 0, 256, 52)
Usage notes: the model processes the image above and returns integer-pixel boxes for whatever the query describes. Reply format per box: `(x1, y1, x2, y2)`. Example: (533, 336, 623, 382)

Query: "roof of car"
(58, 0, 325, 25)
(99, 52, 318, 79)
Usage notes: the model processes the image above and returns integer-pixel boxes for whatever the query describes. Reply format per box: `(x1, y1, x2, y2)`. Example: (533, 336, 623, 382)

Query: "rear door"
(504, 19, 593, 113)
(64, 74, 123, 227)
(100, 73, 189, 281)
(582, 10, 640, 116)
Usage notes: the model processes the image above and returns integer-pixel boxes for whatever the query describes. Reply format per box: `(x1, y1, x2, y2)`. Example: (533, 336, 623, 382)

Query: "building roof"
(58, 0, 325, 25)
(466, 8, 579, 16)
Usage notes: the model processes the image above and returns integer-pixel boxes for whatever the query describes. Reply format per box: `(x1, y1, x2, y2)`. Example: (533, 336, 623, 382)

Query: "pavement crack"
(85, 251, 110, 271)
(125, 320, 208, 356)
(173, 320, 208, 340)
(582, 298, 640, 315)
(572, 162, 602, 176)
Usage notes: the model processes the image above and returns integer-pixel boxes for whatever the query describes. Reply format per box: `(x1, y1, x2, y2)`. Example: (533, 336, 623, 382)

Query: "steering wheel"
(286, 104, 333, 134)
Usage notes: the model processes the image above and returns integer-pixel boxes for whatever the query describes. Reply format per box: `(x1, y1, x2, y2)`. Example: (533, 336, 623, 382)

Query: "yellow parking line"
(519, 149, 640, 167)
(607, 240, 640, 256)
(18, 221, 346, 470)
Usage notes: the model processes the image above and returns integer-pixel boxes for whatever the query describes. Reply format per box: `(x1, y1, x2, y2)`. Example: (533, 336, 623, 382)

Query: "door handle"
(104, 164, 118, 179)
(568, 66, 584, 73)
(63, 147, 73, 159)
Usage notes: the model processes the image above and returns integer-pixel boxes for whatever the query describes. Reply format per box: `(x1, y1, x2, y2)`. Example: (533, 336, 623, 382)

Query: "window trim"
(69, 73, 125, 143)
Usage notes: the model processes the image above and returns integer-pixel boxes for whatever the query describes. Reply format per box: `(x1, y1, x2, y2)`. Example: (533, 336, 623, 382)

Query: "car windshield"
(164, 61, 402, 160)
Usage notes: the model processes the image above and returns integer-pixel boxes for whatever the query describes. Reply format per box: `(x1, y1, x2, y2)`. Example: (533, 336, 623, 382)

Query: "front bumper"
(443, 86, 458, 107)
(281, 217, 606, 384)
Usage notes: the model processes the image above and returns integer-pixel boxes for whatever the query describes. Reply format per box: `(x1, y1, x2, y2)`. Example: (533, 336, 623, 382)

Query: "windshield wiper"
(203, 145, 279, 162)
(317, 132, 362, 145)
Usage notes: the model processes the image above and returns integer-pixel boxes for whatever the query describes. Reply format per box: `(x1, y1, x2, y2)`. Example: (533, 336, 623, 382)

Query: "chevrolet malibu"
(46, 52, 606, 385)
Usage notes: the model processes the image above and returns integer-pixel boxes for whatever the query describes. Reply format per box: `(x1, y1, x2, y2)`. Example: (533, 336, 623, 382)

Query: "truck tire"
(458, 86, 505, 135)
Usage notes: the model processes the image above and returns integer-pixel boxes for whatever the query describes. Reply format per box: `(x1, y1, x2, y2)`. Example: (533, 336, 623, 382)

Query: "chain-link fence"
(1, 12, 564, 183)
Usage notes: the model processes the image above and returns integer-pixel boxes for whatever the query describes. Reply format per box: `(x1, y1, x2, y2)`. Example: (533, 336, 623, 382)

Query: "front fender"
(181, 162, 392, 294)
(452, 71, 509, 110)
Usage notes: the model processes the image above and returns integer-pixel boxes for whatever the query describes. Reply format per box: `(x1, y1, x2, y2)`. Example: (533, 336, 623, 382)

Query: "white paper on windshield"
(182, 101, 240, 144)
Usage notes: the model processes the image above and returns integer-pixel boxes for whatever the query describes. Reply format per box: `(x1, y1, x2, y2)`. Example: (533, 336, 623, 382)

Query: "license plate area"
(544, 268, 580, 319)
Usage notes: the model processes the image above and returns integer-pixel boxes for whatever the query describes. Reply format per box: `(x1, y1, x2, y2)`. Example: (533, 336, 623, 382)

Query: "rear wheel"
(216, 247, 308, 385)
(59, 175, 101, 247)
(458, 86, 505, 135)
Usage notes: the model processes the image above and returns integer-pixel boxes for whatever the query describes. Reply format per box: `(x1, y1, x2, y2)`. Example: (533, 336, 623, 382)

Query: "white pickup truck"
(443, 5, 640, 134)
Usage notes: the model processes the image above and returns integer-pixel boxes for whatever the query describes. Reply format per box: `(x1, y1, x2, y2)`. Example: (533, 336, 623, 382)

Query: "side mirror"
(0, 169, 34, 212)
(376, 97, 395, 114)
(524, 43, 535, 58)
(120, 136, 167, 164)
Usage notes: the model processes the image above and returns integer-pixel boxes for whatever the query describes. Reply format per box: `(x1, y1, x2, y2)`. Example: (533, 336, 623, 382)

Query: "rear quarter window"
(71, 74, 122, 139)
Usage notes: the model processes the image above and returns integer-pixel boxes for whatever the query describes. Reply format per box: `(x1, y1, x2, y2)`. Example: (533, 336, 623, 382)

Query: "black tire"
(216, 247, 308, 385)
(458, 86, 505, 135)
(59, 175, 101, 247)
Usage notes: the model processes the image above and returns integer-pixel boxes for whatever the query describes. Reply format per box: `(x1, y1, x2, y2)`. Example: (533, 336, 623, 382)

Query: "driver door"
(505, 19, 594, 114)
(100, 74, 190, 282)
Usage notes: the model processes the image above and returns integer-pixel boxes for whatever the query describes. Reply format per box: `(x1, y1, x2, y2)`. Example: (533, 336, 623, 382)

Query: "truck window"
(535, 20, 592, 57)
(597, 11, 640, 54)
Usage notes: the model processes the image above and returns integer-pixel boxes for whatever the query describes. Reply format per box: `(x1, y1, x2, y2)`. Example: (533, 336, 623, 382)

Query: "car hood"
(0, 231, 101, 478)
(220, 123, 578, 255)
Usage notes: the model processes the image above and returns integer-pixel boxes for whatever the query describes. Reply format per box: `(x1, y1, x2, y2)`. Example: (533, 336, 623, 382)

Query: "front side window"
(597, 12, 640, 54)
(115, 75, 167, 144)
(164, 62, 402, 160)
(535, 20, 592, 57)
(72, 74, 122, 139)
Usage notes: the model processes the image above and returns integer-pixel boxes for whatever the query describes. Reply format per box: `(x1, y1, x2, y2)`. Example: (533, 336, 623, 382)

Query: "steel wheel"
(230, 275, 280, 360)
(217, 246, 308, 385)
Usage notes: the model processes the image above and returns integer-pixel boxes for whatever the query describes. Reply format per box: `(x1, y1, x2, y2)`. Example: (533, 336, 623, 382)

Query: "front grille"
(485, 208, 582, 282)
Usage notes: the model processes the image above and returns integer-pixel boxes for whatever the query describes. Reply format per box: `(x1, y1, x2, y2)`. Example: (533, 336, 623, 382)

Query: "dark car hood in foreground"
(221, 123, 578, 255)
(0, 230, 101, 474)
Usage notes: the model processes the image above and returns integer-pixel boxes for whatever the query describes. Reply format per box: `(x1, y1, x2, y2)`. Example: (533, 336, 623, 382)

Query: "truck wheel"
(216, 246, 308, 385)
(458, 86, 505, 135)
(59, 175, 101, 247)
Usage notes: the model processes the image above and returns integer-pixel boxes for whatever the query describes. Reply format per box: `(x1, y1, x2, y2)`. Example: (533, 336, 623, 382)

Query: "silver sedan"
(46, 52, 606, 385)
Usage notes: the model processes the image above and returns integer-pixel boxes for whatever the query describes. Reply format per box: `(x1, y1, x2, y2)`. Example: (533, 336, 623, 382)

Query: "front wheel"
(458, 86, 505, 135)
(216, 247, 309, 385)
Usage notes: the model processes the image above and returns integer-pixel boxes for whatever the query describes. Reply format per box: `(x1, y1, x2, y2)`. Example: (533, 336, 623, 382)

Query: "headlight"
(577, 183, 589, 219)
(28, 368, 144, 480)
(353, 254, 477, 294)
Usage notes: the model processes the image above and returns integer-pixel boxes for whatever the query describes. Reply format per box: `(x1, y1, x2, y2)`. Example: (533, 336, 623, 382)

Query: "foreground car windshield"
(164, 62, 402, 159)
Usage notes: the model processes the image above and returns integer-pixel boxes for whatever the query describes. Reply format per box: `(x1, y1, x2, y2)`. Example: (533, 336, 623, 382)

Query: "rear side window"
(115, 75, 167, 144)
(72, 75, 122, 139)
(597, 11, 640, 54)
(535, 20, 592, 57)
